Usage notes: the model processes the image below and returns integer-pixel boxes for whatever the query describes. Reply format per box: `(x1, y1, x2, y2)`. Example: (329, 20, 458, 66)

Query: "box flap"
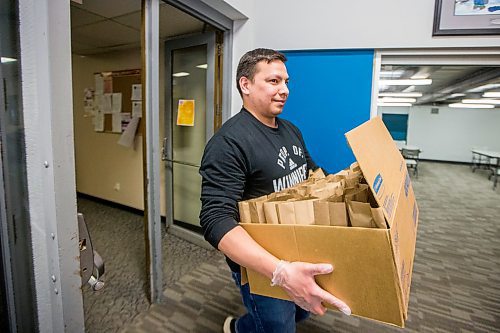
(345, 117, 406, 227)
(389, 171, 419, 317)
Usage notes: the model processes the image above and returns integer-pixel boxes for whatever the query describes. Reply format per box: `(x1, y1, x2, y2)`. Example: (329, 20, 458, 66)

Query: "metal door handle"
(161, 137, 200, 168)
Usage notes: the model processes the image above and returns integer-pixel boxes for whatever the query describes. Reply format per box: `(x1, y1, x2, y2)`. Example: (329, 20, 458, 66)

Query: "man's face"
(240, 60, 289, 120)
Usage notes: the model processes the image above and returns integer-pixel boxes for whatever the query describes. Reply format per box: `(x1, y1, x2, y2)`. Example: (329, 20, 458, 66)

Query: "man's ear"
(239, 76, 251, 95)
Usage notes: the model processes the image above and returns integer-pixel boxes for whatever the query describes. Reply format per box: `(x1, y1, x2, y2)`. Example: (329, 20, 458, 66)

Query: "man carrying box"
(199, 48, 351, 333)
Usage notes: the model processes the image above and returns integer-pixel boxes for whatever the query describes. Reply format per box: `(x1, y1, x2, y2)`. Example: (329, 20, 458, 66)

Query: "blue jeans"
(231, 271, 309, 333)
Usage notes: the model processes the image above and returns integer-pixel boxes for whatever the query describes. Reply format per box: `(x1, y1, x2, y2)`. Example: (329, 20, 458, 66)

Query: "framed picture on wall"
(433, 0, 500, 36)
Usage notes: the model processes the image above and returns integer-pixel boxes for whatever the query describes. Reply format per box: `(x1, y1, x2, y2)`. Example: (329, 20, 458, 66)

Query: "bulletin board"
(92, 68, 142, 135)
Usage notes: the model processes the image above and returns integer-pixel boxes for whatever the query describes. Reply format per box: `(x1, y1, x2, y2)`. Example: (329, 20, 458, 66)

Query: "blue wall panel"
(281, 50, 374, 174)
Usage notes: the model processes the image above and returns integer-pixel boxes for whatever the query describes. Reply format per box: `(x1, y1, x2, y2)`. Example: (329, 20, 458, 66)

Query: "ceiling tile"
(72, 20, 140, 48)
(71, 6, 106, 28)
(159, 4, 204, 39)
(112, 11, 141, 31)
(71, 0, 140, 19)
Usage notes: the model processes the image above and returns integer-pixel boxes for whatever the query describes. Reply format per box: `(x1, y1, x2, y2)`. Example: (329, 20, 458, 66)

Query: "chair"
(402, 148, 421, 179)
(78, 213, 105, 291)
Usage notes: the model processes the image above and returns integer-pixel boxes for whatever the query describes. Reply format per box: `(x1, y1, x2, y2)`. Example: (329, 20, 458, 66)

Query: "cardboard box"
(240, 117, 419, 327)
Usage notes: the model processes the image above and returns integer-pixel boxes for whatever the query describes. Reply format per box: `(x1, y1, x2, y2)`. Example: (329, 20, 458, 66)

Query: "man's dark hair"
(236, 48, 287, 96)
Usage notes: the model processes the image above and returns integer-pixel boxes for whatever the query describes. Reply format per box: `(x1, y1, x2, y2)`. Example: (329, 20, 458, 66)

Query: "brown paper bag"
(371, 207, 387, 229)
(310, 181, 344, 199)
(293, 198, 318, 225)
(330, 202, 348, 226)
(263, 195, 297, 224)
(313, 192, 347, 226)
(248, 195, 267, 223)
(309, 168, 326, 179)
(313, 201, 330, 226)
(277, 201, 296, 224)
(347, 201, 387, 229)
(238, 201, 251, 223)
(347, 201, 376, 228)
(344, 184, 369, 203)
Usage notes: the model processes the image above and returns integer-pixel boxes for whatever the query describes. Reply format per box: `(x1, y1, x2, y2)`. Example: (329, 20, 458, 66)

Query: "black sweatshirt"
(199, 108, 318, 272)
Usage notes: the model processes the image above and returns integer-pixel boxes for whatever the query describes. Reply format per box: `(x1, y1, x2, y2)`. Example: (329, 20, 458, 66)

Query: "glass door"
(164, 32, 219, 230)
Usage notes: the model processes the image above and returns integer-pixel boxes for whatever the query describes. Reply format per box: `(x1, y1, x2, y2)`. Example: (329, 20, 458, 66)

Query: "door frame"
(144, 0, 238, 304)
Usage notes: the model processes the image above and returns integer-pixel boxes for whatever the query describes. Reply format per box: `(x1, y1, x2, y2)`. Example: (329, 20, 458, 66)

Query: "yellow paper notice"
(176, 99, 195, 126)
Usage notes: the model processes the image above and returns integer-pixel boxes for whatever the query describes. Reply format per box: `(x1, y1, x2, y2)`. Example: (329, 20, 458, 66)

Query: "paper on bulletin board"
(94, 74, 104, 94)
(131, 84, 142, 101)
(112, 93, 122, 113)
(102, 93, 113, 114)
(118, 116, 140, 148)
(176, 99, 195, 126)
(132, 101, 142, 118)
(94, 110, 104, 132)
(112, 113, 122, 133)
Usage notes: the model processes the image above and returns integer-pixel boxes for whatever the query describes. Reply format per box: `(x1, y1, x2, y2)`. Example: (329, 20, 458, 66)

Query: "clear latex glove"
(271, 260, 351, 316)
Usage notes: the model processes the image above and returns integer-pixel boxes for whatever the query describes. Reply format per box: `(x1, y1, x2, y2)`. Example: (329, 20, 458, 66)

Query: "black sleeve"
(199, 135, 248, 249)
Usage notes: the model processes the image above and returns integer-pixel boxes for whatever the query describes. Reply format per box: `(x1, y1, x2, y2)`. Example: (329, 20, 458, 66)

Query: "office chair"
(78, 213, 105, 291)
(402, 148, 421, 179)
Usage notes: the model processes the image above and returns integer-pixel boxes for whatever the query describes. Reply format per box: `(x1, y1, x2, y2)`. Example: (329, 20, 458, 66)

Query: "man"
(199, 48, 350, 333)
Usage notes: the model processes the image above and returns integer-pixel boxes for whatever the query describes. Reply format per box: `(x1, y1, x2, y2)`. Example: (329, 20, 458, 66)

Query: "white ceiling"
(70, 1, 500, 107)
(71, 0, 207, 55)
(378, 65, 500, 106)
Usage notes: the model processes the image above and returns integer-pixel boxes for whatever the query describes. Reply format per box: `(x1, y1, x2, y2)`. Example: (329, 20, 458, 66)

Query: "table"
(471, 149, 500, 189)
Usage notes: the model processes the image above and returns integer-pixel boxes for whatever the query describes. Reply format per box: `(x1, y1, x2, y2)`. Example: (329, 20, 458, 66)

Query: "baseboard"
(77, 192, 145, 216)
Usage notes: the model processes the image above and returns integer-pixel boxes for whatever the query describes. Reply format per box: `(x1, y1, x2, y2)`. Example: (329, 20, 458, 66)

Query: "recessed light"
(172, 72, 190, 77)
(378, 92, 422, 97)
(1, 57, 17, 63)
(377, 102, 412, 107)
(462, 99, 500, 105)
(483, 92, 500, 98)
(379, 79, 432, 86)
(378, 97, 417, 103)
(196, 64, 208, 69)
(449, 103, 494, 109)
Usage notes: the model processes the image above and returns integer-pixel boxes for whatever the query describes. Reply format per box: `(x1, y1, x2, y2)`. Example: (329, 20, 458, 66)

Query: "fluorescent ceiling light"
(172, 72, 190, 77)
(379, 79, 432, 86)
(378, 92, 422, 97)
(450, 93, 466, 98)
(377, 102, 412, 107)
(1, 57, 17, 63)
(411, 73, 430, 79)
(196, 64, 208, 69)
(462, 99, 500, 105)
(467, 83, 500, 93)
(379, 70, 404, 77)
(378, 97, 416, 103)
(483, 91, 500, 98)
(449, 103, 494, 109)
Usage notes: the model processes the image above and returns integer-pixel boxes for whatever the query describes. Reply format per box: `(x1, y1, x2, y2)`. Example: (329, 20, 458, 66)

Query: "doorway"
(70, 0, 230, 330)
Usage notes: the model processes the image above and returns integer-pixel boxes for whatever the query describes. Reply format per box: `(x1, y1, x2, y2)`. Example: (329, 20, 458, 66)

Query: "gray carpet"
(82, 161, 500, 332)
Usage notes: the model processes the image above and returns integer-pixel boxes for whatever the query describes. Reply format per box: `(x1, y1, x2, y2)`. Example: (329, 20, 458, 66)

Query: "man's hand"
(271, 260, 351, 316)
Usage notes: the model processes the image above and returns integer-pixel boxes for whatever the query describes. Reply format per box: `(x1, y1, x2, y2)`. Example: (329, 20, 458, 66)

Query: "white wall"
(227, 0, 500, 50)
(379, 106, 500, 162)
(221, 0, 500, 116)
